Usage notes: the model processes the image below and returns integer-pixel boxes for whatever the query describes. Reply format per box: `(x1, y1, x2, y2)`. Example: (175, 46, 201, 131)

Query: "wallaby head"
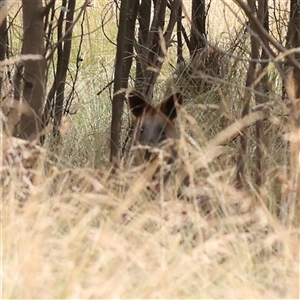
(128, 91, 183, 149)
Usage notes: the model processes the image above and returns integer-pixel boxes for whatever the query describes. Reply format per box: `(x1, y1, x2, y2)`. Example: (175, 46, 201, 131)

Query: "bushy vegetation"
(2, 1, 299, 298)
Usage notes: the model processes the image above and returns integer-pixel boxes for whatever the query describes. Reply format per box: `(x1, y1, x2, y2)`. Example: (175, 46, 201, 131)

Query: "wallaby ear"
(160, 93, 183, 120)
(128, 91, 149, 118)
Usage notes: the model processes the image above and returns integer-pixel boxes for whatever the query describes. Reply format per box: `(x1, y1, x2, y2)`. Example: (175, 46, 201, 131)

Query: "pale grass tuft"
(2, 130, 299, 299)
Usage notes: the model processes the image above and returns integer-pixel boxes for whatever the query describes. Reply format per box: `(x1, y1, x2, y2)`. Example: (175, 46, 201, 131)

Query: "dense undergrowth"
(2, 119, 299, 298)
(2, 1, 300, 298)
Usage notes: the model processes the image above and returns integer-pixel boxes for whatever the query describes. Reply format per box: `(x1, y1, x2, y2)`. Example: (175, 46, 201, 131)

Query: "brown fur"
(128, 91, 183, 151)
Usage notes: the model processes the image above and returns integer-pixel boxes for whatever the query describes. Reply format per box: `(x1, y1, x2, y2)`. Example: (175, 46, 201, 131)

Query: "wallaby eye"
(140, 127, 144, 133)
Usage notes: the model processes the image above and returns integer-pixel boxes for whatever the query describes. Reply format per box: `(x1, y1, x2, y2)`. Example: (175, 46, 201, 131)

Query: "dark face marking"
(128, 91, 183, 151)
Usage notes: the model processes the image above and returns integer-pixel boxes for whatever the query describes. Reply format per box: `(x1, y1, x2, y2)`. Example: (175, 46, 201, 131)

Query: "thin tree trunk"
(190, 0, 206, 57)
(41, 0, 66, 144)
(41, 0, 88, 146)
(236, 0, 260, 189)
(284, 0, 300, 216)
(110, 0, 139, 161)
(136, 0, 151, 93)
(145, 0, 181, 99)
(53, 0, 75, 143)
(135, 0, 180, 99)
(16, 0, 46, 140)
(123, 0, 139, 89)
(110, 0, 128, 161)
(177, 5, 184, 65)
(0, 4, 7, 95)
(254, 0, 269, 190)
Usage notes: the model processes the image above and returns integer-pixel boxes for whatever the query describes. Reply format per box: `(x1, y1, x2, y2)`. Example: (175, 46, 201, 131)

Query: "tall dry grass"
(2, 123, 299, 298)
(2, 0, 299, 298)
